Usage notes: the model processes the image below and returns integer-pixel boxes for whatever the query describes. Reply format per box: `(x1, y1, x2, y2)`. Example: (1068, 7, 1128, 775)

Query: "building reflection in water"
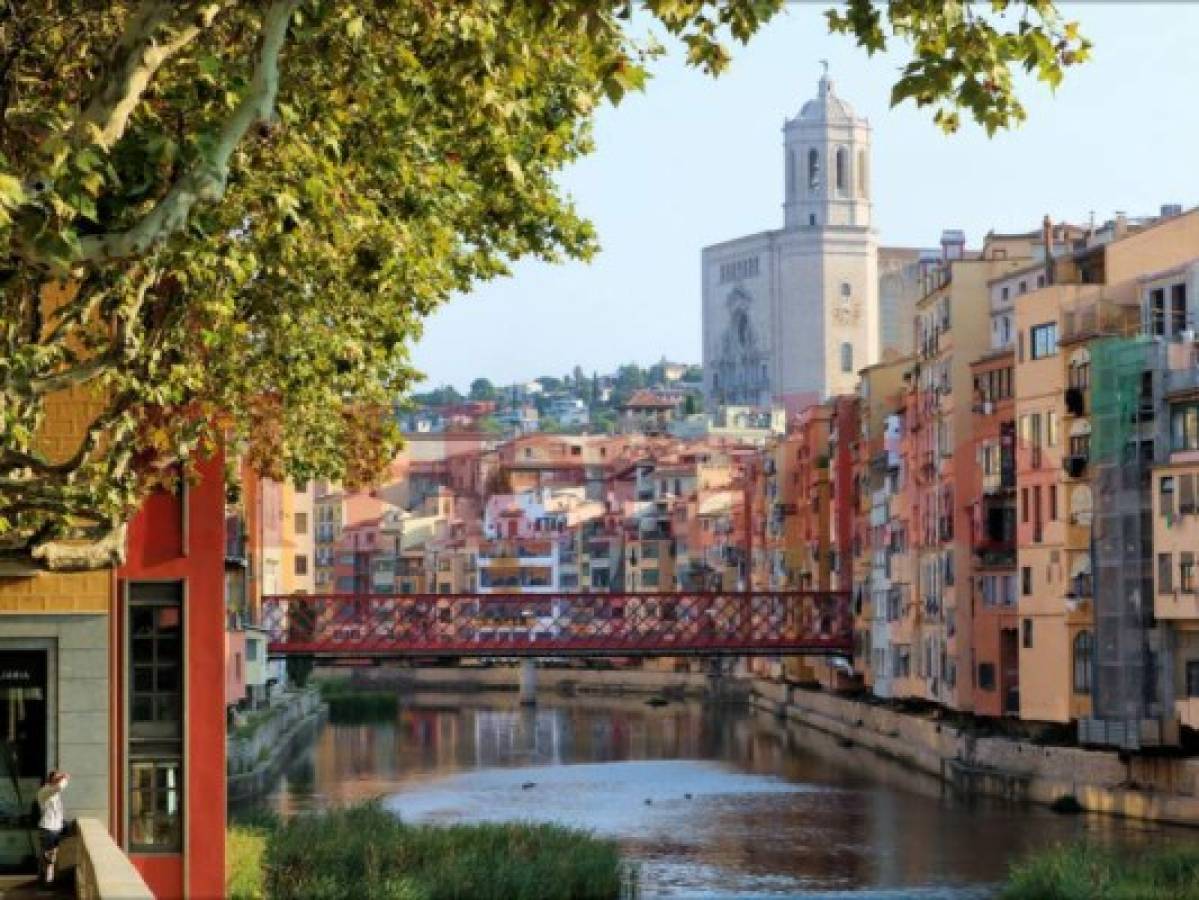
(255, 695, 1191, 896)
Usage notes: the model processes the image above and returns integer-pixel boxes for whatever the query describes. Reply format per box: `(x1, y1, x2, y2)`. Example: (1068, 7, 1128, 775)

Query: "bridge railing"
(261, 591, 852, 657)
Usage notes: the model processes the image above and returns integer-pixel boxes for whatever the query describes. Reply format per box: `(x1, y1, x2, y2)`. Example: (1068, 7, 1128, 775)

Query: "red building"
(115, 453, 227, 899)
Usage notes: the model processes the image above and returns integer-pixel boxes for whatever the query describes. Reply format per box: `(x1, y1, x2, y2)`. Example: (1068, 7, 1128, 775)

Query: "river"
(252, 692, 1186, 898)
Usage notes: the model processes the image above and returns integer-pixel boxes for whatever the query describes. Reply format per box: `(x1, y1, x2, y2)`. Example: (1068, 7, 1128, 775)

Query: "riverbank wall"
(749, 679, 1199, 828)
(228, 688, 325, 804)
(318, 665, 750, 701)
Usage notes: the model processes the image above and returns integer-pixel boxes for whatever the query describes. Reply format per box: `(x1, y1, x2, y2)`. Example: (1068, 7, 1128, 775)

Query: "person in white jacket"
(36, 769, 69, 885)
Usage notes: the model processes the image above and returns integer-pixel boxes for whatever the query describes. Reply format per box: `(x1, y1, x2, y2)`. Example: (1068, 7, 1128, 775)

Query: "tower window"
(835, 147, 848, 194)
(787, 149, 797, 197)
(807, 148, 820, 190)
(809, 214, 817, 227)
(857, 149, 868, 197)
(840, 342, 853, 374)
(841, 282, 851, 298)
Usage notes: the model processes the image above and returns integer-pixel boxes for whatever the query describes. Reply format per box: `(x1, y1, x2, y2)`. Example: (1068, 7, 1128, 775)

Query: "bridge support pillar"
(519, 659, 537, 706)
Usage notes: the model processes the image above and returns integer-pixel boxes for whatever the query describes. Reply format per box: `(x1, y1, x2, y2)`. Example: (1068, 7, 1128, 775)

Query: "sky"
(411, 3, 1199, 392)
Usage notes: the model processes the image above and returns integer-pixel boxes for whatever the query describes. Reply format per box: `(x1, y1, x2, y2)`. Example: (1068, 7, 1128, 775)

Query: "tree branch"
(77, 0, 298, 262)
(74, 1, 224, 152)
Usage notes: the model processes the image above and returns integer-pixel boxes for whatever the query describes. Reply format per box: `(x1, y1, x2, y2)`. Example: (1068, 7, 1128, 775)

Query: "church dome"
(797, 73, 855, 122)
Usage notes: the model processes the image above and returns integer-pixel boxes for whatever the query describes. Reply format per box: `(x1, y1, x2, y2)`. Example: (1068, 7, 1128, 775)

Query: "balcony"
(478, 539, 554, 562)
(1063, 454, 1088, 479)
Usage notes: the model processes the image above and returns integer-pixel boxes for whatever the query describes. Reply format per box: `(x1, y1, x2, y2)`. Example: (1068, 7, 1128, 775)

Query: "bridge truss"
(261, 591, 853, 658)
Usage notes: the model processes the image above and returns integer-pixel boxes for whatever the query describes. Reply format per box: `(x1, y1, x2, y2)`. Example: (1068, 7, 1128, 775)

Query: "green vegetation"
(228, 814, 275, 900)
(1002, 842, 1199, 900)
(4, 3, 1089, 570)
(228, 803, 631, 900)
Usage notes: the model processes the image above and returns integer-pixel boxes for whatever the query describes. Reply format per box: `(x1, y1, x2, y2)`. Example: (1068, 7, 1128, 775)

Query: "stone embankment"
(321, 664, 750, 701)
(227, 688, 325, 803)
(750, 679, 1199, 827)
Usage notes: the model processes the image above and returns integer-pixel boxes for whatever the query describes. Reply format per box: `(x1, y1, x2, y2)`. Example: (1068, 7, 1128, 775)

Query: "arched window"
(857, 148, 868, 197)
(841, 282, 852, 298)
(840, 342, 853, 374)
(807, 148, 820, 190)
(1073, 631, 1093, 694)
(787, 149, 796, 197)
(835, 147, 848, 194)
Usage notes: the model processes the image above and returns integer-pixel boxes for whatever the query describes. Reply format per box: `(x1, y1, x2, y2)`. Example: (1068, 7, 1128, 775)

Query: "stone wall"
(0, 616, 109, 822)
(329, 665, 728, 699)
(752, 680, 1199, 827)
(227, 689, 324, 803)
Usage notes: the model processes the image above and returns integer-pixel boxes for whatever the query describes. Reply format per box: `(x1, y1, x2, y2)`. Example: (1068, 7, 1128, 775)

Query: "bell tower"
(783, 64, 872, 232)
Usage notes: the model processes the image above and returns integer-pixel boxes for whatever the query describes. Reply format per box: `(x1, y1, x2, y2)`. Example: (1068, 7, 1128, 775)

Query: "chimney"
(940, 229, 966, 261)
(1042, 214, 1055, 286)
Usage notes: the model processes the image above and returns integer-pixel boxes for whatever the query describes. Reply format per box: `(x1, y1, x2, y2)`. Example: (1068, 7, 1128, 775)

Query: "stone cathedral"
(702, 70, 895, 414)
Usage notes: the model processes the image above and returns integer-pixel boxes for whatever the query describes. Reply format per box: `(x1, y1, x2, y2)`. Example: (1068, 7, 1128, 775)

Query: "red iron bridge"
(261, 591, 853, 659)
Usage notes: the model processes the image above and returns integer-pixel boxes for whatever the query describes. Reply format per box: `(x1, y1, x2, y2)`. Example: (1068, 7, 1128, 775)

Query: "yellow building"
(0, 288, 114, 846)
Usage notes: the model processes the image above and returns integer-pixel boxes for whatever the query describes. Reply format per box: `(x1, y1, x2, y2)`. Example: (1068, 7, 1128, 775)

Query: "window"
(1188, 661, 1199, 698)
(978, 663, 996, 691)
(1030, 323, 1058, 359)
(1021, 566, 1032, 596)
(1161, 476, 1176, 518)
(857, 148, 868, 197)
(1073, 631, 1093, 694)
(127, 582, 183, 853)
(1149, 287, 1166, 336)
(835, 147, 848, 194)
(1022, 617, 1033, 648)
(807, 148, 820, 190)
(294, 512, 308, 535)
(246, 639, 258, 662)
(840, 342, 853, 374)
(809, 213, 817, 227)
(1021, 488, 1029, 523)
(1172, 284, 1188, 336)
(1183, 474, 1197, 515)
(841, 282, 852, 298)
(1171, 403, 1199, 452)
(1049, 485, 1058, 521)
(295, 554, 308, 576)
(642, 569, 660, 588)
(1159, 552, 1174, 593)
(1001, 286, 1010, 301)
(1182, 552, 1196, 593)
(1047, 411, 1058, 447)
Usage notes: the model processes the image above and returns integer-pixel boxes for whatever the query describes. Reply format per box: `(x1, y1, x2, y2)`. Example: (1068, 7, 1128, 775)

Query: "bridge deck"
(261, 591, 853, 658)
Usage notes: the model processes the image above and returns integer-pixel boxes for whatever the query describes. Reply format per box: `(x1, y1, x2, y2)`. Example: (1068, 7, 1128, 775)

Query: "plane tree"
(0, 0, 1088, 570)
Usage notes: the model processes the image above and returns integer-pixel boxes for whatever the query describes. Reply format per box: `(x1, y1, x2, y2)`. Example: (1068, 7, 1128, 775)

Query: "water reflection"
(257, 695, 1188, 897)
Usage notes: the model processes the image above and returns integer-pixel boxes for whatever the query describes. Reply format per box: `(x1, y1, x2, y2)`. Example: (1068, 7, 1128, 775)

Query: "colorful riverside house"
(0, 283, 226, 895)
(853, 359, 909, 695)
(967, 345, 1019, 718)
(908, 229, 1040, 712)
(116, 454, 227, 899)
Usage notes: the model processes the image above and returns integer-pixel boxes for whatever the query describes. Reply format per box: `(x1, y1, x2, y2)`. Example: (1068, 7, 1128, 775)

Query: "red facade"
(116, 454, 227, 899)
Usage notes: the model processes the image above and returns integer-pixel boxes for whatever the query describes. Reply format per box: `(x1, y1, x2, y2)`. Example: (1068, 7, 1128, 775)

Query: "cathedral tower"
(702, 69, 879, 412)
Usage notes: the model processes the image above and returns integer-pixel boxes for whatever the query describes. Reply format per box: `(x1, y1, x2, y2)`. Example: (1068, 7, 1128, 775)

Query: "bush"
(265, 802, 630, 900)
(1002, 841, 1199, 900)
(228, 822, 273, 900)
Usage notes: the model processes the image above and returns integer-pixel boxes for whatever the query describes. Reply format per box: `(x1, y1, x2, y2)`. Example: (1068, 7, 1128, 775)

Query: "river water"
(254, 693, 1186, 898)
